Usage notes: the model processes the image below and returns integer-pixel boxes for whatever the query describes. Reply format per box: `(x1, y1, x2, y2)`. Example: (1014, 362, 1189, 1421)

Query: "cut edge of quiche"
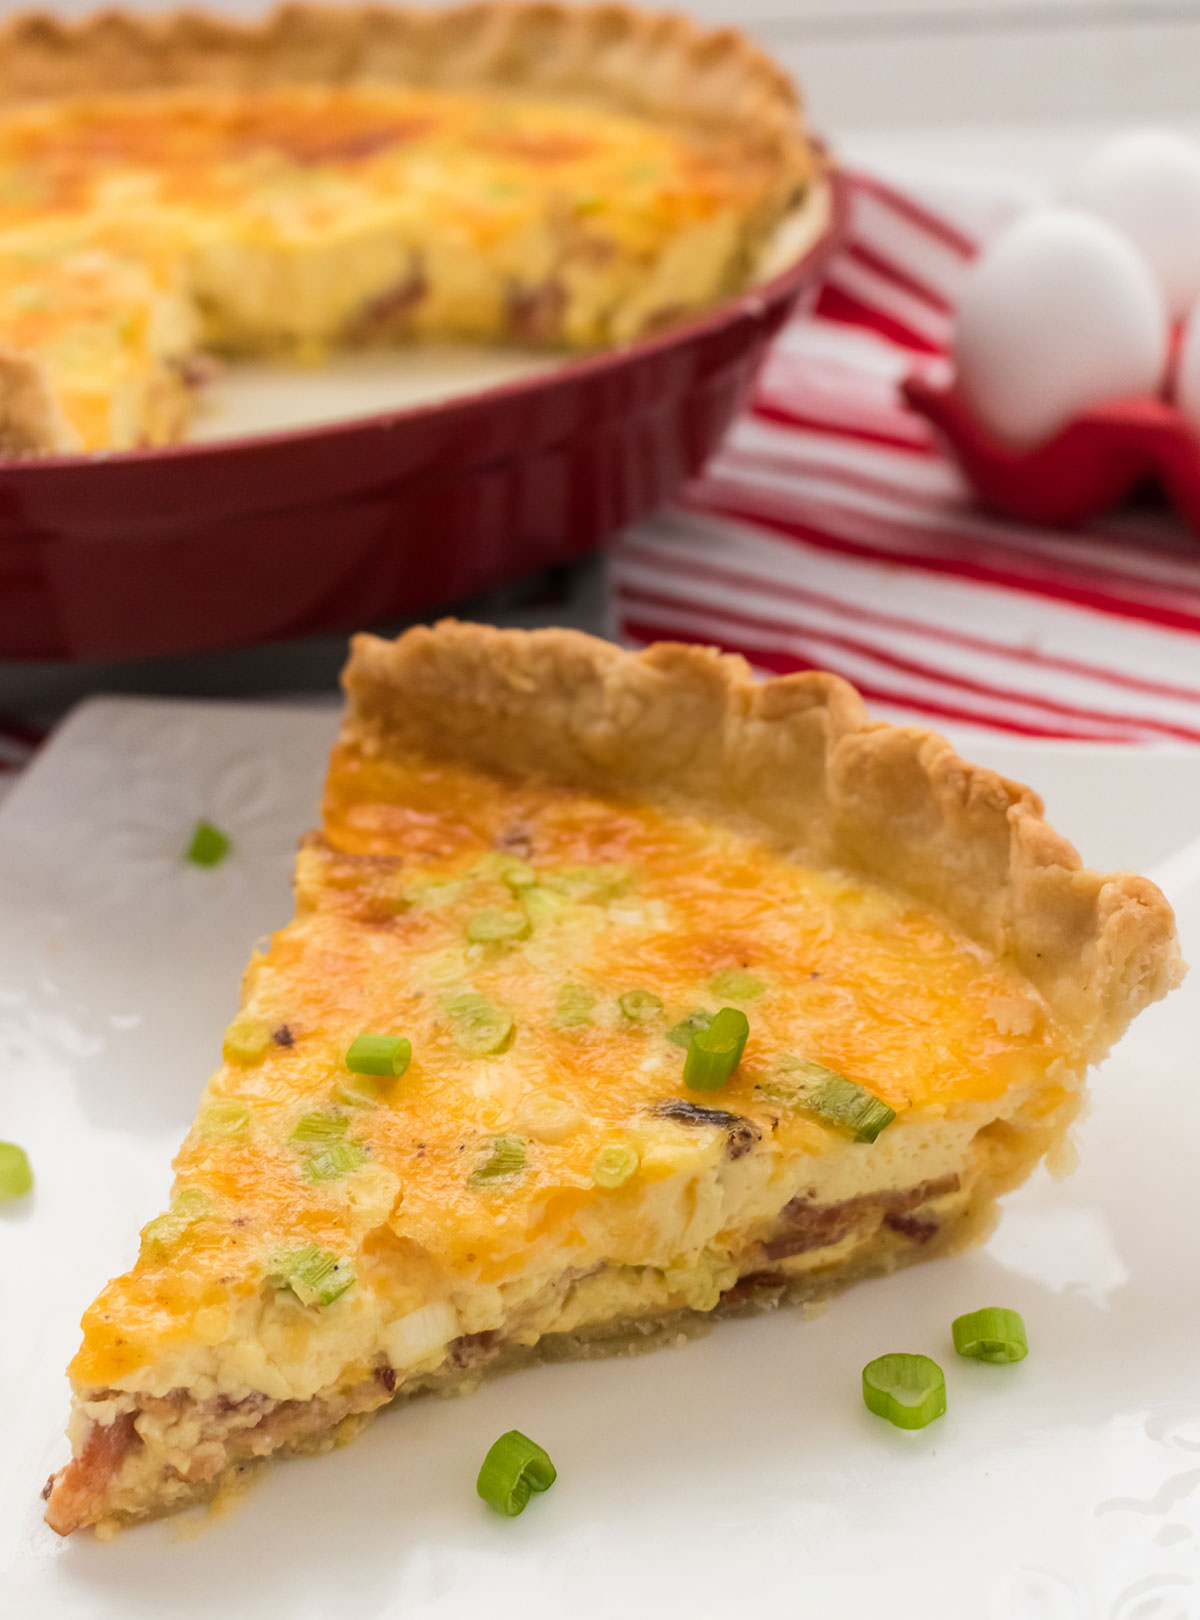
(0, 1, 819, 456)
(43, 622, 1183, 1536)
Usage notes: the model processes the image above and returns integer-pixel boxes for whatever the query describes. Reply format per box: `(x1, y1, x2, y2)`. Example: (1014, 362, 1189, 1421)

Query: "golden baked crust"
(342, 622, 1183, 1051)
(0, 3, 818, 455)
(0, 3, 803, 168)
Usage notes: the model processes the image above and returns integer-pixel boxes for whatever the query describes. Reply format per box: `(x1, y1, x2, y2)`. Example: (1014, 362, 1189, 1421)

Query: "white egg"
(952, 208, 1168, 446)
(1174, 292, 1200, 434)
(1072, 130, 1200, 319)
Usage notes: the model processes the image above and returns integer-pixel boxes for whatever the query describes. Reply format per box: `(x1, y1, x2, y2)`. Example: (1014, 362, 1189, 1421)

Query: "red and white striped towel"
(612, 168, 1200, 743)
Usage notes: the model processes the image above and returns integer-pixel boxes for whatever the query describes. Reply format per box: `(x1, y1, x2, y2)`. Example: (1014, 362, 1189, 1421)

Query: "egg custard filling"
(0, 4, 818, 454)
(43, 624, 1182, 1535)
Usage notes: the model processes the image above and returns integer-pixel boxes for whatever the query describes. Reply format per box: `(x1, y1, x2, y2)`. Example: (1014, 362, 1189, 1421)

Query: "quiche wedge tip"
(44, 622, 1183, 1534)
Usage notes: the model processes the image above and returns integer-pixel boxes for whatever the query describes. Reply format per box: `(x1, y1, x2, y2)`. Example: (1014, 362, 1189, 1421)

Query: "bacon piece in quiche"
(44, 624, 1182, 1534)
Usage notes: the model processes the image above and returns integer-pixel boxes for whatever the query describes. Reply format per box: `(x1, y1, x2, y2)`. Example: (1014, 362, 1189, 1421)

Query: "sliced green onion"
(186, 820, 230, 868)
(520, 1093, 580, 1143)
(684, 1007, 749, 1092)
(403, 878, 467, 909)
(290, 1112, 348, 1146)
(139, 1213, 186, 1256)
(447, 993, 515, 1058)
(173, 1186, 210, 1219)
(760, 1058, 895, 1143)
(335, 1073, 389, 1108)
(222, 1014, 272, 1066)
(477, 1430, 557, 1517)
(304, 1141, 368, 1182)
(592, 1143, 640, 1188)
(470, 1134, 527, 1185)
(952, 1307, 1028, 1364)
(345, 1033, 412, 1078)
(140, 1187, 212, 1256)
(710, 969, 767, 1001)
(200, 1098, 252, 1137)
(809, 1075, 895, 1143)
(521, 885, 568, 924)
(466, 908, 531, 945)
(546, 864, 632, 903)
(619, 989, 664, 1023)
(474, 852, 537, 890)
(667, 1009, 712, 1049)
(0, 1141, 33, 1201)
(862, 1353, 946, 1430)
(270, 1245, 356, 1307)
(555, 982, 595, 1028)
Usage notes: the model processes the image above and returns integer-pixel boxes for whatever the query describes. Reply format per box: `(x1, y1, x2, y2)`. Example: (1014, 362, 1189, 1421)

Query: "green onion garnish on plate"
(476, 1430, 557, 1517)
(345, 1033, 412, 1078)
(951, 1307, 1028, 1364)
(270, 1245, 356, 1307)
(0, 1141, 33, 1201)
(684, 1007, 749, 1091)
(185, 820, 231, 868)
(618, 989, 664, 1023)
(862, 1353, 946, 1430)
(466, 908, 531, 945)
(470, 1134, 527, 1185)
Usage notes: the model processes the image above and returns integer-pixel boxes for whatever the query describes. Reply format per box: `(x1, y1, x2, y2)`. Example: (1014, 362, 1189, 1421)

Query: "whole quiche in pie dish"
(43, 625, 1182, 1535)
(0, 2, 821, 455)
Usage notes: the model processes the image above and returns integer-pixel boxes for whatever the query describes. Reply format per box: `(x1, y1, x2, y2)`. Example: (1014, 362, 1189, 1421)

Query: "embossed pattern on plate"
(1, 698, 1199, 1620)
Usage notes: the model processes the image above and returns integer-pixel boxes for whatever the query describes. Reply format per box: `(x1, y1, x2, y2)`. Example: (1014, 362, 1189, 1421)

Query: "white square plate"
(3, 698, 1199, 1620)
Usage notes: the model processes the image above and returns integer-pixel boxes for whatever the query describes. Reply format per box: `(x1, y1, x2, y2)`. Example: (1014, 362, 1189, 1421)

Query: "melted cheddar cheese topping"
(0, 84, 783, 450)
(73, 748, 1072, 1388)
(0, 86, 748, 236)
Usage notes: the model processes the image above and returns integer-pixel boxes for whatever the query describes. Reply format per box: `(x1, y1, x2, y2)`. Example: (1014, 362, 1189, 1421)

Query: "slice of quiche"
(43, 623, 1182, 1534)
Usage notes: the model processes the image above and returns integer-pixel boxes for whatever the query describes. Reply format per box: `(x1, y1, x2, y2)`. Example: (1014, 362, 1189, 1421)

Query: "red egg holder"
(902, 372, 1200, 532)
(0, 172, 849, 664)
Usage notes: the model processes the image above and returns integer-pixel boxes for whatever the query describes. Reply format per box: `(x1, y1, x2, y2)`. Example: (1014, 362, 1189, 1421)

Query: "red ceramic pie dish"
(0, 172, 847, 662)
